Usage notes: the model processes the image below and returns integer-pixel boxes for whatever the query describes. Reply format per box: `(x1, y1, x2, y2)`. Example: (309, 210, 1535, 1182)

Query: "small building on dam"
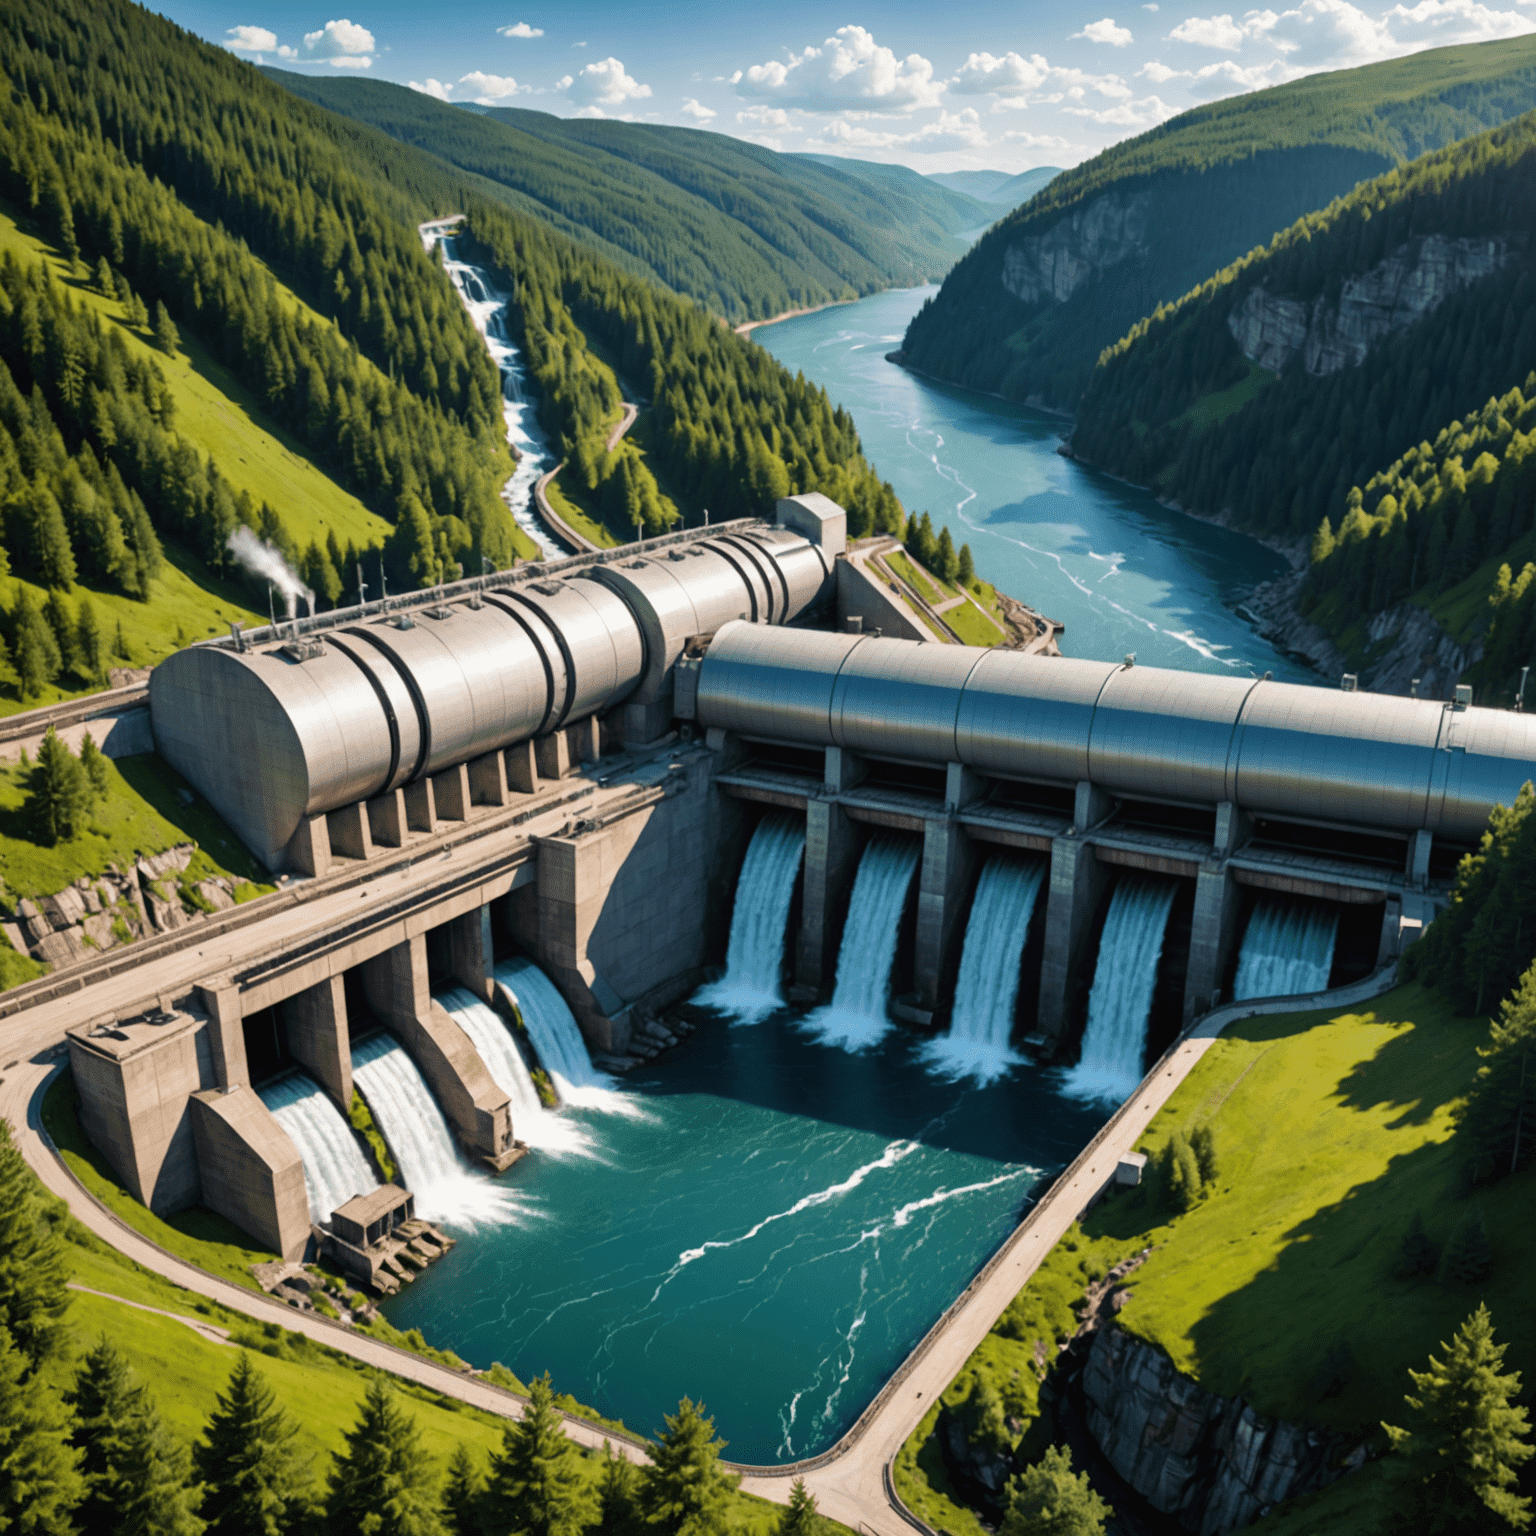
(53, 493, 1536, 1267)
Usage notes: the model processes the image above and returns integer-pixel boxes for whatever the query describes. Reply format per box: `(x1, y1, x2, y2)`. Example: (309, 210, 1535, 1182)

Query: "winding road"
(533, 400, 642, 556)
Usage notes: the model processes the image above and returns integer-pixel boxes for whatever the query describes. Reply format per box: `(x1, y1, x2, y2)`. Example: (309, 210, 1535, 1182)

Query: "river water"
(755, 286, 1307, 679)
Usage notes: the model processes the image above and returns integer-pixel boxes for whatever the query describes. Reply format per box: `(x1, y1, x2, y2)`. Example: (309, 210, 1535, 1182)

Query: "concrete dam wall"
(53, 492, 1535, 1269)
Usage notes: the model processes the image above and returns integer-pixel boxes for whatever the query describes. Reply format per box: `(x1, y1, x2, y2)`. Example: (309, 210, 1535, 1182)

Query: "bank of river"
(755, 285, 1309, 680)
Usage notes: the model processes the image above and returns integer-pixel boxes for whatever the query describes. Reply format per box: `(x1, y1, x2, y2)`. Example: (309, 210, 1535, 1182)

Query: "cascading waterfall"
(1062, 875, 1178, 1105)
(438, 987, 590, 1154)
(421, 223, 566, 559)
(695, 814, 806, 1024)
(350, 1033, 521, 1228)
(259, 1072, 378, 1225)
(921, 857, 1045, 1085)
(1232, 900, 1338, 1000)
(495, 957, 642, 1115)
(802, 835, 921, 1053)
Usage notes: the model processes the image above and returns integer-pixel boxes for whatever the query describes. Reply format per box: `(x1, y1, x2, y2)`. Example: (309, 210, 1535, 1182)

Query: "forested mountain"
(262, 74, 987, 322)
(925, 167, 1061, 207)
(897, 37, 1536, 410)
(0, 0, 908, 708)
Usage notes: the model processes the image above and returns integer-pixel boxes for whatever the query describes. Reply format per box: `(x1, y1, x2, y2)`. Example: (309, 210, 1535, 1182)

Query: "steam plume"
(226, 527, 313, 619)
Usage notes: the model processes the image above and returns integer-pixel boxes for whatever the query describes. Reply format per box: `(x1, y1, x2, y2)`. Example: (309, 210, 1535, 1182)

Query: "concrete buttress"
(448, 905, 494, 1001)
(284, 975, 352, 1108)
(1184, 860, 1239, 1019)
(1038, 834, 1110, 1044)
(914, 815, 975, 1014)
(360, 936, 515, 1168)
(796, 797, 859, 997)
(189, 1088, 311, 1259)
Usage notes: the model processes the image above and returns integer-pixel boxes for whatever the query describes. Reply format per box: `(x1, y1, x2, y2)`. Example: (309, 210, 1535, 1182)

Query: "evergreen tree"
(1394, 1211, 1440, 1280)
(193, 1351, 314, 1536)
(1164, 1132, 1202, 1213)
(776, 1480, 822, 1536)
(41, 591, 77, 676)
(0, 1323, 81, 1536)
(596, 1443, 643, 1536)
(1458, 959, 1536, 1184)
(28, 727, 91, 844)
(27, 487, 77, 590)
(0, 1118, 69, 1365)
(77, 731, 109, 805)
(965, 1375, 1012, 1458)
(75, 598, 103, 681)
(483, 1373, 588, 1536)
(1383, 1304, 1533, 1533)
(69, 1338, 202, 1536)
(12, 590, 62, 698)
(1443, 1208, 1494, 1286)
(152, 300, 179, 356)
(1191, 1125, 1219, 1187)
(112, 619, 129, 662)
(638, 1399, 737, 1536)
(325, 1377, 443, 1536)
(441, 1443, 483, 1536)
(957, 543, 976, 589)
(1001, 1446, 1111, 1536)
(936, 527, 960, 584)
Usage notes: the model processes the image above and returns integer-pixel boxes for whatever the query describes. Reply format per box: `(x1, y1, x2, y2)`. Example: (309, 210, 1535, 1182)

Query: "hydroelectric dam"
(13, 491, 1536, 1467)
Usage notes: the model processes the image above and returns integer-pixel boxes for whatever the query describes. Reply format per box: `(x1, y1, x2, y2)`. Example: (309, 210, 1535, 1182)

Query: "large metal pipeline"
(695, 622, 1536, 842)
(150, 528, 831, 868)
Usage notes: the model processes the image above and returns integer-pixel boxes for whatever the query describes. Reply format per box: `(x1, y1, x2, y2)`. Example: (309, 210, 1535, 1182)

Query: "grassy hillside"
(897, 981, 1534, 1532)
(264, 76, 986, 322)
(899, 35, 1536, 409)
(1069, 113, 1536, 556)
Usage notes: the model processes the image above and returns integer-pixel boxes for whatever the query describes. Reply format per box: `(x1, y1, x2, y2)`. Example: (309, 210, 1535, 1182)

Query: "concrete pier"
(284, 975, 352, 1108)
(913, 816, 974, 1017)
(796, 798, 860, 998)
(1183, 861, 1239, 1019)
(189, 1088, 310, 1259)
(1037, 835, 1111, 1044)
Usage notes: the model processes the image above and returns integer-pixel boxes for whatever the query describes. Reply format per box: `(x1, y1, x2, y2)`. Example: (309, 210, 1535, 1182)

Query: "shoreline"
(735, 298, 858, 337)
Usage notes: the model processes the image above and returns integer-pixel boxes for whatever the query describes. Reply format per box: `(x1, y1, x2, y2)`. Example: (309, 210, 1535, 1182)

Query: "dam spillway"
(259, 1072, 377, 1224)
(1232, 900, 1339, 1000)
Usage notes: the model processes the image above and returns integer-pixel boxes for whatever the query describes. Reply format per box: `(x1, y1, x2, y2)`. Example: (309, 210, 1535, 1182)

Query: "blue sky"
(170, 0, 1536, 171)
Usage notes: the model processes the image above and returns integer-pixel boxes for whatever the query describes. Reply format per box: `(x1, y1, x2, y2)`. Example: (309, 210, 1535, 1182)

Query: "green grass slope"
(259, 75, 982, 321)
(900, 35, 1536, 409)
(897, 981, 1534, 1531)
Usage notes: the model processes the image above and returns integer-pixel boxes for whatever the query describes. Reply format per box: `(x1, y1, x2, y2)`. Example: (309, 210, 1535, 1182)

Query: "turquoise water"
(384, 1012, 1105, 1462)
(756, 286, 1309, 680)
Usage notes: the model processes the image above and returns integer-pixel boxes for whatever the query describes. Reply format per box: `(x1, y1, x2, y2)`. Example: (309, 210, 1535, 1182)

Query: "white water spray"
(802, 835, 920, 1053)
(350, 1033, 523, 1228)
(1232, 900, 1338, 1000)
(921, 856, 1044, 1085)
(695, 814, 805, 1024)
(259, 1071, 377, 1224)
(226, 527, 312, 618)
(1062, 875, 1177, 1105)
(437, 986, 591, 1154)
(421, 222, 566, 559)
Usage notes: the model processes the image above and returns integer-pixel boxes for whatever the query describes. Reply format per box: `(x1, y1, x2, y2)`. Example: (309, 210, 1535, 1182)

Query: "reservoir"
(754, 286, 1308, 680)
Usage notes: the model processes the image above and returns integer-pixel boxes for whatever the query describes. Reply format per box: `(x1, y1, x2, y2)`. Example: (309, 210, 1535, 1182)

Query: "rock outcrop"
(1002, 191, 1151, 306)
(1228, 233, 1517, 377)
(1082, 1327, 1363, 1535)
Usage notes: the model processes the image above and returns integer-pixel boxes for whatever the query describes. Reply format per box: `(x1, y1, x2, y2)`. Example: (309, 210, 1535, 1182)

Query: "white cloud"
(732, 25, 942, 113)
(303, 17, 374, 67)
(804, 107, 990, 153)
(1140, 55, 1284, 89)
(409, 77, 453, 100)
(226, 24, 278, 52)
(562, 56, 652, 108)
(736, 105, 791, 127)
(1001, 128, 1078, 150)
(950, 49, 1130, 108)
(460, 70, 521, 101)
(1075, 16, 1135, 43)
(497, 21, 543, 36)
(1169, 12, 1249, 47)
(1063, 92, 1175, 124)
(1144, 2, 1160, 9)
(680, 97, 717, 121)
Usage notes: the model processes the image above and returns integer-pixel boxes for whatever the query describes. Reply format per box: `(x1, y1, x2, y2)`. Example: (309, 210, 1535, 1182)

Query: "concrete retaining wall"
(189, 1088, 311, 1259)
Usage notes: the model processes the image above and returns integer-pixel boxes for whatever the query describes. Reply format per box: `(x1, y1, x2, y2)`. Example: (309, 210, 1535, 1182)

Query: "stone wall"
(1081, 1326, 1363, 1534)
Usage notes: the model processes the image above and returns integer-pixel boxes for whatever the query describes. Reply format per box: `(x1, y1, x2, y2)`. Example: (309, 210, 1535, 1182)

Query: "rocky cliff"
(1001, 191, 1151, 306)
(1081, 1326, 1363, 1535)
(1227, 233, 1518, 376)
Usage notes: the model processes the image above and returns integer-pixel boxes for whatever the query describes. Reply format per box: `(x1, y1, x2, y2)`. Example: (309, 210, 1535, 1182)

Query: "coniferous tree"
(936, 527, 960, 584)
(152, 301, 179, 357)
(12, 591, 62, 698)
(28, 727, 91, 844)
(112, 619, 129, 663)
(1383, 1304, 1533, 1533)
(1442, 1208, 1494, 1286)
(957, 543, 976, 589)
(441, 1443, 483, 1536)
(483, 1373, 588, 1536)
(77, 731, 109, 806)
(1164, 1132, 1202, 1213)
(40, 591, 77, 676)
(1394, 1211, 1440, 1280)
(26, 487, 76, 592)
(1458, 960, 1536, 1184)
(0, 1118, 69, 1365)
(193, 1351, 314, 1536)
(325, 1378, 443, 1536)
(638, 1399, 737, 1536)
(596, 1443, 643, 1536)
(0, 1323, 81, 1536)
(776, 1480, 822, 1536)
(75, 598, 102, 681)
(1191, 1125, 1219, 1187)
(1001, 1446, 1111, 1536)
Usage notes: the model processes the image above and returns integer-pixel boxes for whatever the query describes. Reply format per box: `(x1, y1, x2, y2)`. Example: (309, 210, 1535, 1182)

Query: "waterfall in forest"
(921, 857, 1045, 1086)
(438, 986, 591, 1153)
(695, 814, 805, 1024)
(421, 222, 566, 559)
(259, 1072, 377, 1225)
(350, 1033, 523, 1228)
(801, 835, 921, 1053)
(1061, 876, 1177, 1105)
(495, 957, 643, 1115)
(1232, 900, 1338, 1000)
